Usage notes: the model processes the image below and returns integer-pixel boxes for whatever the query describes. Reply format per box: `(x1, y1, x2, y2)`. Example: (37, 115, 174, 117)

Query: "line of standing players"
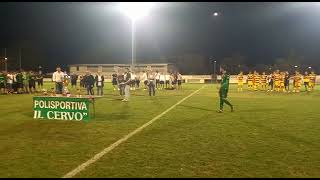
(111, 69, 183, 95)
(237, 70, 317, 92)
(0, 70, 44, 95)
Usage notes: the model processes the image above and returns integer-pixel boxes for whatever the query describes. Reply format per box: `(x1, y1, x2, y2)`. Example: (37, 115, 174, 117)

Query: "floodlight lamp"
(118, 2, 155, 21)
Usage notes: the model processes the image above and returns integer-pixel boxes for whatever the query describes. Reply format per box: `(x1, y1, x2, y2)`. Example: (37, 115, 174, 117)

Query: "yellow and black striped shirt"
(294, 75, 301, 82)
(261, 75, 267, 84)
(247, 74, 253, 82)
(254, 74, 261, 84)
(309, 74, 316, 83)
(238, 75, 243, 82)
(274, 74, 280, 82)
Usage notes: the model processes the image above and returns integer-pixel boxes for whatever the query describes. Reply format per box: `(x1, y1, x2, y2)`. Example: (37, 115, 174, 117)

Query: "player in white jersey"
(130, 72, 136, 90)
(155, 70, 160, 90)
(135, 72, 141, 89)
(142, 71, 148, 90)
(165, 73, 170, 89)
(159, 72, 165, 90)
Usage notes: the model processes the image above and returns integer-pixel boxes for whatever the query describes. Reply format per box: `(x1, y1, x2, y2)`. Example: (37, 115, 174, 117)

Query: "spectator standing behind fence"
(95, 72, 104, 96)
(52, 67, 64, 94)
(147, 70, 156, 96)
(84, 71, 95, 95)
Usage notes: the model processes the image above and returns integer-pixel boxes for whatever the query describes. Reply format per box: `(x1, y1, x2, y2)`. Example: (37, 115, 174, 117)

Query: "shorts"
(165, 80, 169, 84)
(6, 83, 13, 90)
(112, 80, 117, 85)
(144, 80, 148, 85)
(247, 81, 253, 86)
(160, 81, 164, 85)
(0, 83, 5, 88)
(294, 82, 301, 87)
(131, 80, 135, 84)
(304, 82, 309, 86)
(29, 82, 36, 89)
(238, 81, 243, 86)
(309, 82, 315, 87)
(156, 79, 160, 84)
(178, 80, 182, 85)
(280, 82, 284, 87)
(16, 83, 23, 89)
(136, 80, 140, 84)
(284, 81, 289, 87)
(274, 81, 280, 87)
(38, 79, 43, 86)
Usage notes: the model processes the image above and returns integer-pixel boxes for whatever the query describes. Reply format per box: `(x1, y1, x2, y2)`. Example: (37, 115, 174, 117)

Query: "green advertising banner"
(33, 96, 91, 122)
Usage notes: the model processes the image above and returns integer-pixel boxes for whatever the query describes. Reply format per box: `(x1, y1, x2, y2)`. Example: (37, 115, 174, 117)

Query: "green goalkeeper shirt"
(0, 74, 5, 84)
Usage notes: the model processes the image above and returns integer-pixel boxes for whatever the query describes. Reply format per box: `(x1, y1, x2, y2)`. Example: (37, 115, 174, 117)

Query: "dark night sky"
(1, 2, 320, 72)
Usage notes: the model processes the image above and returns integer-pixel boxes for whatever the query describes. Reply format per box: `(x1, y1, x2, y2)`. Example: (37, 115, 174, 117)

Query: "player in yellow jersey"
(308, 71, 316, 91)
(253, 71, 260, 91)
(237, 71, 244, 92)
(303, 71, 310, 92)
(260, 72, 267, 91)
(279, 72, 286, 92)
(274, 70, 280, 92)
(247, 71, 254, 90)
(293, 71, 302, 93)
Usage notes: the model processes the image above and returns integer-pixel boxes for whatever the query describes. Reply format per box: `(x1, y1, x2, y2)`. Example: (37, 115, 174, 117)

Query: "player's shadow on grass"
(178, 105, 213, 112)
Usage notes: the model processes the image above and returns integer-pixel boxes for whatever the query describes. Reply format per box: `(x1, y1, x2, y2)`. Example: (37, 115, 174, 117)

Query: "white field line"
(62, 85, 206, 178)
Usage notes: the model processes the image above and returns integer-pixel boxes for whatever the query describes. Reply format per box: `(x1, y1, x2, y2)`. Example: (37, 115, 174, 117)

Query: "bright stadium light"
(213, 12, 219, 16)
(118, 2, 155, 21)
(118, 2, 155, 67)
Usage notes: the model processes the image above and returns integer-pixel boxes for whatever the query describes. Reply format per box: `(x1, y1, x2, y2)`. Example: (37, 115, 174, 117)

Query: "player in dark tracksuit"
(218, 69, 234, 113)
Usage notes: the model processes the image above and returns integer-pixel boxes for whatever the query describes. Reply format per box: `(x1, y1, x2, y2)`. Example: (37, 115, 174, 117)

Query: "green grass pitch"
(0, 83, 319, 178)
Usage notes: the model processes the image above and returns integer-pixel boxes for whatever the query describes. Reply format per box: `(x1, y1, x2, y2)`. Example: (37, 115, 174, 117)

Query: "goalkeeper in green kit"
(218, 68, 234, 113)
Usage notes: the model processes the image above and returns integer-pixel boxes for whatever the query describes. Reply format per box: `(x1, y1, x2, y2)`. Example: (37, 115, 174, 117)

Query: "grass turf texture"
(0, 83, 319, 177)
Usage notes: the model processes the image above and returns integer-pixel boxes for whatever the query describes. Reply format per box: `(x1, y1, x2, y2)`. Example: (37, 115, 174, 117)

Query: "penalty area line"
(62, 85, 206, 178)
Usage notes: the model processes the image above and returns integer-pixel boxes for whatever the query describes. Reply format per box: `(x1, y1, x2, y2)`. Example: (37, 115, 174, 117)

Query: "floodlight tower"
(118, 2, 154, 69)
